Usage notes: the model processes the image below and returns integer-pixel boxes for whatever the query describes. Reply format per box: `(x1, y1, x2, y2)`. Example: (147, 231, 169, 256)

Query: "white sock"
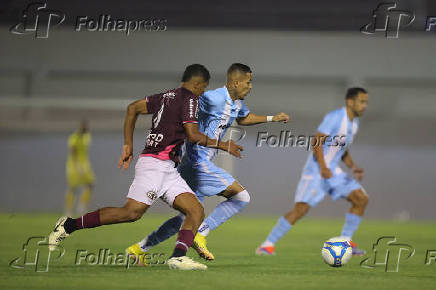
(198, 221, 210, 237)
(261, 241, 275, 247)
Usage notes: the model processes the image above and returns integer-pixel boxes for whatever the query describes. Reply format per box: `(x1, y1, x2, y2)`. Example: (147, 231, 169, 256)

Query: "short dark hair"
(346, 87, 367, 100)
(227, 63, 252, 75)
(181, 64, 210, 82)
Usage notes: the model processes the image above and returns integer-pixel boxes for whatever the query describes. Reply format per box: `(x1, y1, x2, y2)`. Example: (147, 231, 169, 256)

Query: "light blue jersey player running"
(126, 63, 290, 262)
(256, 87, 369, 256)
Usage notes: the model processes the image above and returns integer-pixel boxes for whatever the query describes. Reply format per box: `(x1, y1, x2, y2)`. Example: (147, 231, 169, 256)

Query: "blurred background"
(1, 0, 435, 220)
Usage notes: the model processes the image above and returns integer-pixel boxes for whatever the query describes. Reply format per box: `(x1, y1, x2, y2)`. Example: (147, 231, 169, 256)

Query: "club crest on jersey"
(146, 191, 158, 201)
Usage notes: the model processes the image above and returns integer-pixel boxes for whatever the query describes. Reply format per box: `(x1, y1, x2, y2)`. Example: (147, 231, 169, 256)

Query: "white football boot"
(48, 216, 70, 251)
(167, 256, 207, 270)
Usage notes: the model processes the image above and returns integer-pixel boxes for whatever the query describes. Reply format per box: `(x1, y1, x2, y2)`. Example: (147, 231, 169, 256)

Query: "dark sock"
(145, 215, 183, 248)
(65, 209, 101, 234)
(171, 229, 194, 258)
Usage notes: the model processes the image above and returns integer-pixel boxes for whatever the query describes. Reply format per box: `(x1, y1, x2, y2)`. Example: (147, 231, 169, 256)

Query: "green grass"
(1, 213, 435, 290)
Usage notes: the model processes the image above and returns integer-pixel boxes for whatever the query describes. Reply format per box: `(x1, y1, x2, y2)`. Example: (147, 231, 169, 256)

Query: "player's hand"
(221, 140, 244, 158)
(272, 112, 290, 123)
(118, 144, 133, 171)
(352, 165, 364, 181)
(321, 167, 333, 179)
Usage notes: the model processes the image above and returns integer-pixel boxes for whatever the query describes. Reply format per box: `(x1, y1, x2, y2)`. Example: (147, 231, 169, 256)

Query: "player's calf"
(284, 202, 310, 225)
(174, 194, 204, 233)
(48, 200, 149, 251)
(168, 193, 207, 270)
(257, 203, 310, 255)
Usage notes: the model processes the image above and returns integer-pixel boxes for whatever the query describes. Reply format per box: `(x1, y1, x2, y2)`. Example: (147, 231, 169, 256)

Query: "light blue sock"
(341, 213, 362, 239)
(200, 198, 249, 234)
(264, 216, 292, 245)
(139, 215, 184, 250)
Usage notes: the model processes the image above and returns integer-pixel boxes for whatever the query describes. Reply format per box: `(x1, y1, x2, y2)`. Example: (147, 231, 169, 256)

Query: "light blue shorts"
(178, 160, 235, 202)
(294, 169, 362, 207)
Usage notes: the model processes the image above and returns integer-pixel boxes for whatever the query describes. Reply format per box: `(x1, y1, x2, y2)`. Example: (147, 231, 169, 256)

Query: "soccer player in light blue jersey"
(256, 87, 369, 256)
(126, 63, 290, 262)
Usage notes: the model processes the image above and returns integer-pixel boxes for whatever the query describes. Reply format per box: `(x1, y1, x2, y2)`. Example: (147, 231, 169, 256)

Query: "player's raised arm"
(236, 112, 290, 126)
(118, 99, 148, 170)
(341, 150, 364, 181)
(312, 131, 333, 179)
(184, 123, 243, 158)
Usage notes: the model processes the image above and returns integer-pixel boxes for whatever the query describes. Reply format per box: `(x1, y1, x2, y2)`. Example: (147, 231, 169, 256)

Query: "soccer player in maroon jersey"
(48, 64, 243, 270)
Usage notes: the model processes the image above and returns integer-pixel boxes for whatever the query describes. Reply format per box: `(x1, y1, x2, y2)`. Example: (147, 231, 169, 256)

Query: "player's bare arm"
(236, 112, 290, 126)
(118, 99, 148, 170)
(184, 123, 243, 158)
(312, 131, 332, 179)
(342, 150, 364, 181)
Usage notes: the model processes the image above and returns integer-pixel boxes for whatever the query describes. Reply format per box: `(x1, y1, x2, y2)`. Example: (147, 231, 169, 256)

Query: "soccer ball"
(321, 237, 352, 267)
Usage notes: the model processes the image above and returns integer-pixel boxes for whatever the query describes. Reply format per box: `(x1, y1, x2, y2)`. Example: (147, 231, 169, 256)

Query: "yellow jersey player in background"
(65, 119, 95, 216)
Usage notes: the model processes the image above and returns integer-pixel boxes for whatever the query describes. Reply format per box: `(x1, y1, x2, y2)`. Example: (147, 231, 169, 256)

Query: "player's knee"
(360, 193, 369, 208)
(295, 203, 310, 217)
(186, 203, 205, 223)
(351, 190, 368, 208)
(232, 190, 250, 204)
(126, 209, 143, 222)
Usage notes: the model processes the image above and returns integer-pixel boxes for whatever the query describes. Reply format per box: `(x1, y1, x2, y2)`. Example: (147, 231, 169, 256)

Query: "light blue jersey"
(184, 86, 250, 164)
(295, 107, 363, 207)
(303, 107, 359, 174)
(179, 86, 250, 199)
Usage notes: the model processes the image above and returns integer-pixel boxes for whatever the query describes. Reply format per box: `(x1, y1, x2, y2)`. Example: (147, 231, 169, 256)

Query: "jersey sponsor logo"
(146, 133, 164, 147)
(162, 91, 176, 103)
(163, 91, 176, 99)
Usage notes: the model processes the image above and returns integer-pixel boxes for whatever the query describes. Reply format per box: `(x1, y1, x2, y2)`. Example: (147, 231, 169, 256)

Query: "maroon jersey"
(141, 87, 198, 162)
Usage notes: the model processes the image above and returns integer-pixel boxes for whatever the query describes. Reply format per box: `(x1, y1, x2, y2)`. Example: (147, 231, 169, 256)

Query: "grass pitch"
(1, 213, 435, 290)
